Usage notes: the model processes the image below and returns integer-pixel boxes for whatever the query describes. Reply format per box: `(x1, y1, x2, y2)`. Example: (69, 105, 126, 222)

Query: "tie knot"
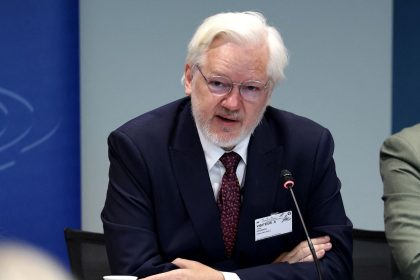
(220, 152, 241, 172)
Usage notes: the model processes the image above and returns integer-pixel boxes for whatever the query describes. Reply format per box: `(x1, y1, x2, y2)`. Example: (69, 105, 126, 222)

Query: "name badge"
(255, 211, 292, 241)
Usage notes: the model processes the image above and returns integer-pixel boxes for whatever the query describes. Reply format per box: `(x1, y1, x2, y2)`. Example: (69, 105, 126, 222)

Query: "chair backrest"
(352, 228, 392, 280)
(64, 228, 111, 280)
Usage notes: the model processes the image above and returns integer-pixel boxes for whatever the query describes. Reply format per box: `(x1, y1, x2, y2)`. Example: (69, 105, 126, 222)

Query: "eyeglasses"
(194, 65, 271, 102)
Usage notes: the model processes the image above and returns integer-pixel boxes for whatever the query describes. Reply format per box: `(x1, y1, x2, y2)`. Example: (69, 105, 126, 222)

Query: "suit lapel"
(235, 117, 285, 256)
(169, 103, 225, 259)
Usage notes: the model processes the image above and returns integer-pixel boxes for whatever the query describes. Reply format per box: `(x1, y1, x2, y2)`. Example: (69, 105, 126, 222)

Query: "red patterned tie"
(218, 152, 241, 257)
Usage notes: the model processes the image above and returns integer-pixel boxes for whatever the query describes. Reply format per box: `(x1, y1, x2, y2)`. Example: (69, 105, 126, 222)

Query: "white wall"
(80, 1, 392, 232)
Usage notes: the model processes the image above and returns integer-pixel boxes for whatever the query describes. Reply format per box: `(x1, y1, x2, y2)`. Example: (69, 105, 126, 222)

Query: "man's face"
(184, 38, 271, 149)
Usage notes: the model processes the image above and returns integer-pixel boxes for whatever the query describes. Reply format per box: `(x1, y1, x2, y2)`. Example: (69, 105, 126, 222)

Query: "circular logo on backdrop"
(0, 87, 61, 171)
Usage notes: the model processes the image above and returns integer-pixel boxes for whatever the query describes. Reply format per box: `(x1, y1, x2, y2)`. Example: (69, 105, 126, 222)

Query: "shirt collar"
(196, 126, 250, 171)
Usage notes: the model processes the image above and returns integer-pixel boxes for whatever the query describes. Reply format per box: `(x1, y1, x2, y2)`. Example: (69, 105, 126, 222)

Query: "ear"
(184, 64, 193, 96)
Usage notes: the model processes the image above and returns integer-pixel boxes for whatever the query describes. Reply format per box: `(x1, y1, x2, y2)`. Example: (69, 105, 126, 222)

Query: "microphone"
(280, 170, 323, 280)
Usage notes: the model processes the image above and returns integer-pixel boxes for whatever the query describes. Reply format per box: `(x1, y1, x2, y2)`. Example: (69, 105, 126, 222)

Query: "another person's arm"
(380, 133, 420, 279)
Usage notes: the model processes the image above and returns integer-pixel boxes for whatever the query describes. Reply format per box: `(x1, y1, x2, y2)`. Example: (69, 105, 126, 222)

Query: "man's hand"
(273, 235, 332, 264)
(139, 236, 331, 279)
(139, 258, 224, 280)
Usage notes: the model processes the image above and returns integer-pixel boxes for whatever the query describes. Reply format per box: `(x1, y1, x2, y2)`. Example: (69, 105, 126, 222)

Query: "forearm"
(235, 252, 352, 280)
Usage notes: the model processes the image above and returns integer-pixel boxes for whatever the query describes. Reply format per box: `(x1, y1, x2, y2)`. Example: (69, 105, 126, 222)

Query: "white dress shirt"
(196, 128, 250, 280)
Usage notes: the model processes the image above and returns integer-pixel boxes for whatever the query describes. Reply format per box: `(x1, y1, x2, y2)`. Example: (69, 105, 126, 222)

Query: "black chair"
(352, 228, 392, 280)
(64, 228, 111, 280)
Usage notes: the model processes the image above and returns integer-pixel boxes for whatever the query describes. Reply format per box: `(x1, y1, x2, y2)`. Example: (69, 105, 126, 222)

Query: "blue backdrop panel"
(0, 1, 80, 265)
(392, 0, 420, 133)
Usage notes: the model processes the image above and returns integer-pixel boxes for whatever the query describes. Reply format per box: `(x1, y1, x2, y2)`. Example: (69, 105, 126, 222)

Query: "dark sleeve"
(236, 128, 353, 280)
(101, 130, 177, 278)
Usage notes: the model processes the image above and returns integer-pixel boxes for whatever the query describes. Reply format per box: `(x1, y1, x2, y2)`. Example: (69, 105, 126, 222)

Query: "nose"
(221, 85, 241, 110)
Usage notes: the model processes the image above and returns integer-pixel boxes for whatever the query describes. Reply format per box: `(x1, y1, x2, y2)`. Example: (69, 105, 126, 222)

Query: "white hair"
(0, 242, 75, 280)
(182, 11, 288, 86)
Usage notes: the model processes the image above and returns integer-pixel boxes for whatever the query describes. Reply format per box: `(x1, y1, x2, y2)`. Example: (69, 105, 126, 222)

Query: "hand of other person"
(273, 235, 332, 264)
(139, 258, 224, 280)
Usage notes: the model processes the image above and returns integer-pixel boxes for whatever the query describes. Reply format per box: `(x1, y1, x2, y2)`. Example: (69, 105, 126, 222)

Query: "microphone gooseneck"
(280, 170, 323, 280)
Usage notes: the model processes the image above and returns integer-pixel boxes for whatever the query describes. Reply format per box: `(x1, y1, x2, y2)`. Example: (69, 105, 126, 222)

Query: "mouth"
(217, 115, 238, 123)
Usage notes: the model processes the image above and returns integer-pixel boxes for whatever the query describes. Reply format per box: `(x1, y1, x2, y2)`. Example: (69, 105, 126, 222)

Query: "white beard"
(190, 95, 266, 149)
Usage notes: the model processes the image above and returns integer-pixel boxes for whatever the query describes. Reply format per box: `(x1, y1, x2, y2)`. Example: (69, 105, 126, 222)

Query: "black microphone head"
(280, 169, 295, 189)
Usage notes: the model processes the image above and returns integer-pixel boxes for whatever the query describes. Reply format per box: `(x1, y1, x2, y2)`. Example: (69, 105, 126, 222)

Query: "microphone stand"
(287, 186, 323, 280)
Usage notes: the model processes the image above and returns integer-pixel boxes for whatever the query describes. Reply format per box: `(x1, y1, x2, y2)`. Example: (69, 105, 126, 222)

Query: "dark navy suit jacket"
(101, 97, 353, 279)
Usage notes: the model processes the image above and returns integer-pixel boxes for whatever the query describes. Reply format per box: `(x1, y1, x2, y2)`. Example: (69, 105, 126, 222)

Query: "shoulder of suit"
(384, 123, 420, 154)
(115, 97, 190, 132)
(264, 106, 328, 132)
(398, 123, 420, 141)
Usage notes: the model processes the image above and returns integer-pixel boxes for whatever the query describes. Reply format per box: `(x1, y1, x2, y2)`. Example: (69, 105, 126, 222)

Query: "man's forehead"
(203, 40, 269, 76)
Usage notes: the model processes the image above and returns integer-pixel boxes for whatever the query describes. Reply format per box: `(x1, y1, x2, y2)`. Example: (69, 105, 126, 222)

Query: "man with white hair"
(102, 11, 352, 280)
